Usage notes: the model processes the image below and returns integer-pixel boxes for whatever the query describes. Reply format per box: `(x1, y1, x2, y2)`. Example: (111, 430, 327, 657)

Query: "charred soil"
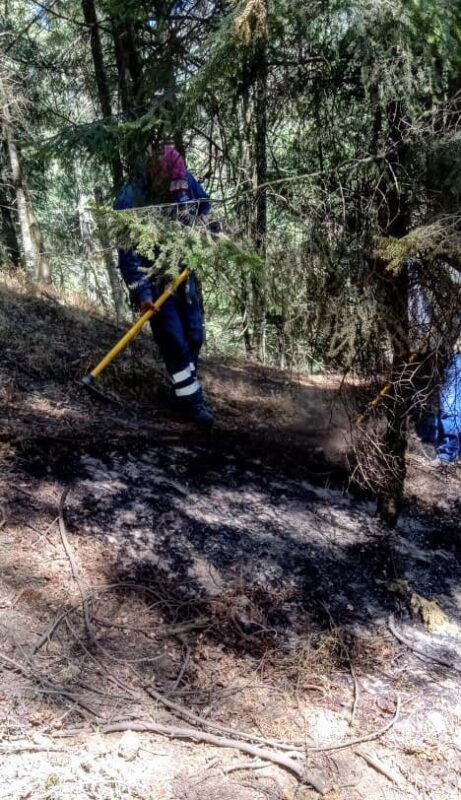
(0, 279, 460, 799)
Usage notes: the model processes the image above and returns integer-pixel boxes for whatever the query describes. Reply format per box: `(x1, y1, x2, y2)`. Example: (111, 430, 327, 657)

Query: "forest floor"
(0, 276, 460, 800)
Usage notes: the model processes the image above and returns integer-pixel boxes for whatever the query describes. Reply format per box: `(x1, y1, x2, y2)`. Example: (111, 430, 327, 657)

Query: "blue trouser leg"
(179, 273, 204, 369)
(436, 353, 461, 462)
(149, 275, 204, 402)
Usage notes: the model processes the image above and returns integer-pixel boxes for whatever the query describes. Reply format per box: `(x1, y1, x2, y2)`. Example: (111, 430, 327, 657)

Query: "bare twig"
(142, 682, 304, 752)
(356, 748, 404, 789)
(0, 650, 100, 717)
(29, 687, 99, 716)
(101, 720, 327, 794)
(169, 645, 191, 694)
(32, 608, 69, 654)
(91, 616, 211, 636)
(223, 759, 269, 774)
(58, 488, 95, 644)
(0, 651, 30, 676)
(64, 615, 139, 700)
(0, 744, 64, 754)
(350, 663, 359, 727)
(306, 694, 401, 753)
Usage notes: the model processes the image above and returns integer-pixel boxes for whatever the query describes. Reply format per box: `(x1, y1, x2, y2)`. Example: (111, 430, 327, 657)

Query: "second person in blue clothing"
(115, 145, 218, 426)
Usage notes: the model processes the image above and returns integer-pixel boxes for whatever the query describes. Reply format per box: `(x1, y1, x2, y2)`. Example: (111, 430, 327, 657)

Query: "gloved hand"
(139, 299, 156, 316)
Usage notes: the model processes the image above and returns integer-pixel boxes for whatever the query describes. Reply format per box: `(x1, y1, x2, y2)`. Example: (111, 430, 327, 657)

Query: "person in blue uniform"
(409, 261, 461, 464)
(430, 354, 461, 464)
(115, 145, 218, 426)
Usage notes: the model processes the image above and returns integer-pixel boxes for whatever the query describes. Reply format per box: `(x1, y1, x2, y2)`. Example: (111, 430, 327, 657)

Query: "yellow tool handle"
(83, 267, 191, 383)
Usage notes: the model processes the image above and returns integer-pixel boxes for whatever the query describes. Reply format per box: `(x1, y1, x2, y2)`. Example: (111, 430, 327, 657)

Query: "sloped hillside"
(0, 277, 460, 800)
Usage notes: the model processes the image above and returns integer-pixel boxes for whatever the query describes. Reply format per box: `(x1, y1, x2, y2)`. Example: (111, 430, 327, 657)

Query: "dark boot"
(175, 390, 215, 427)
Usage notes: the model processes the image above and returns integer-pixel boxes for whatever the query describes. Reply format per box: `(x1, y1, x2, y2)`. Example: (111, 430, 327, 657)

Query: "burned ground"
(0, 278, 460, 799)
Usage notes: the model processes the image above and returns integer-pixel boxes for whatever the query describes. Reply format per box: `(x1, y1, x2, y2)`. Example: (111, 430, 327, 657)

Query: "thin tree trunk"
(111, 16, 144, 176)
(377, 265, 409, 527)
(81, 0, 123, 187)
(376, 100, 411, 526)
(0, 147, 21, 268)
(75, 162, 109, 309)
(112, 18, 131, 114)
(0, 73, 48, 281)
(238, 28, 268, 361)
(5, 132, 48, 279)
(111, 17, 143, 113)
(94, 186, 124, 320)
(155, 12, 184, 153)
(251, 30, 268, 362)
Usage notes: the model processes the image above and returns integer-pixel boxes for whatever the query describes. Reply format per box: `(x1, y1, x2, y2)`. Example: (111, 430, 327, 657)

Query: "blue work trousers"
(437, 353, 461, 462)
(417, 354, 461, 461)
(149, 273, 204, 401)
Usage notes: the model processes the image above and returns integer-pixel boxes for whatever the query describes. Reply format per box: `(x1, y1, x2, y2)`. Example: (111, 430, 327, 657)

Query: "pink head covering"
(150, 145, 188, 194)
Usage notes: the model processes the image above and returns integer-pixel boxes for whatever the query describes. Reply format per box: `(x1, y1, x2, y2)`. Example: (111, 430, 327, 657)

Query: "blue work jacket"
(114, 171, 216, 304)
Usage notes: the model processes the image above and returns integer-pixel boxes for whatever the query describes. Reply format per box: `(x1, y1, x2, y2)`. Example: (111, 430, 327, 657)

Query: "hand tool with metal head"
(82, 267, 191, 388)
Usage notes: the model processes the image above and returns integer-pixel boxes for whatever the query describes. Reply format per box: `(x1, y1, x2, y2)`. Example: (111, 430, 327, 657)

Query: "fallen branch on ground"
(0, 744, 64, 754)
(169, 644, 191, 693)
(389, 615, 461, 673)
(32, 608, 69, 654)
(356, 748, 404, 789)
(305, 694, 401, 753)
(223, 759, 269, 773)
(90, 615, 211, 636)
(0, 651, 100, 717)
(142, 681, 304, 752)
(350, 663, 359, 727)
(58, 488, 96, 646)
(64, 615, 140, 701)
(101, 720, 327, 794)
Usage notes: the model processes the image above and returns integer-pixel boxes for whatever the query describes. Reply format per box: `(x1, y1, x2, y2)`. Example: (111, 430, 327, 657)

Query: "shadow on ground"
(1, 279, 460, 732)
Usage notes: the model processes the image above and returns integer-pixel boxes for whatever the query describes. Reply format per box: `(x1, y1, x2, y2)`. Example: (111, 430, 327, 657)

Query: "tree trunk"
(376, 264, 409, 527)
(0, 146, 20, 269)
(376, 100, 411, 526)
(5, 132, 48, 280)
(0, 72, 49, 281)
(111, 17, 143, 113)
(81, 0, 123, 187)
(75, 162, 113, 310)
(94, 186, 124, 320)
(251, 32, 268, 362)
(111, 15, 144, 176)
(238, 25, 268, 361)
(154, 10, 184, 153)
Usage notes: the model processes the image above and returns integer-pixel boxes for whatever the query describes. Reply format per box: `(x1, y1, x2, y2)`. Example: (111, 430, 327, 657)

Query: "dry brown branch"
(91, 615, 211, 636)
(0, 650, 30, 676)
(233, 0, 269, 44)
(350, 663, 359, 727)
(142, 682, 304, 752)
(169, 644, 192, 693)
(0, 650, 100, 717)
(32, 608, 69, 654)
(223, 759, 269, 774)
(356, 748, 404, 789)
(0, 744, 64, 754)
(32, 687, 99, 716)
(305, 694, 401, 753)
(63, 615, 140, 700)
(58, 487, 95, 644)
(388, 615, 461, 673)
(101, 720, 327, 794)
